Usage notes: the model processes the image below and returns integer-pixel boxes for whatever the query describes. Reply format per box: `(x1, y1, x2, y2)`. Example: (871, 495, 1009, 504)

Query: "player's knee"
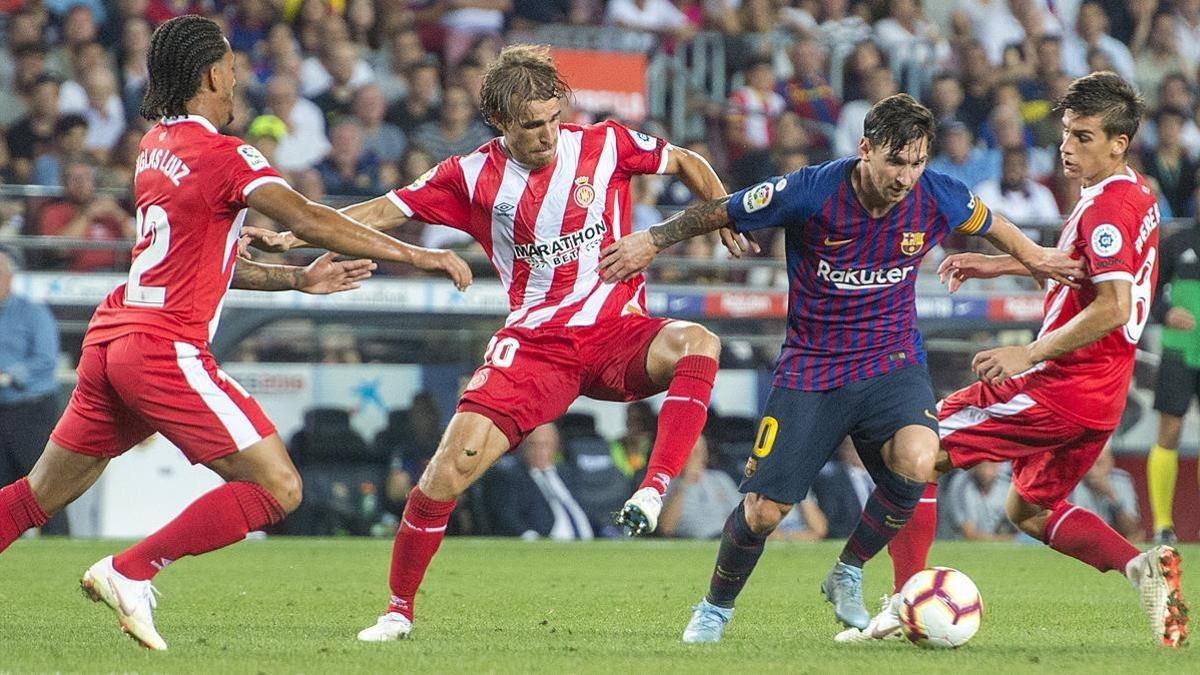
(1004, 500, 1048, 539)
(264, 467, 303, 514)
(887, 444, 936, 483)
(743, 494, 789, 534)
(420, 452, 477, 501)
(665, 323, 721, 361)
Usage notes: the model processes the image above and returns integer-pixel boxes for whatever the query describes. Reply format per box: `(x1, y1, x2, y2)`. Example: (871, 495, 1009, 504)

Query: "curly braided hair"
(140, 15, 228, 121)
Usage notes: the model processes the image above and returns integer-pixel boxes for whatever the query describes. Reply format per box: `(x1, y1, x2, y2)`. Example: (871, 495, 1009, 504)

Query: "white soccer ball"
(898, 567, 983, 648)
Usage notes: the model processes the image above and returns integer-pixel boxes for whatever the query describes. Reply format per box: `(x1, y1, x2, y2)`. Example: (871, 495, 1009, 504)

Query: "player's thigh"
(848, 365, 939, 481)
(205, 433, 302, 512)
(25, 441, 109, 515)
(740, 385, 852, 505)
(50, 341, 155, 461)
(577, 316, 679, 400)
(458, 327, 581, 447)
(105, 335, 276, 465)
(1009, 428, 1110, 511)
(641, 319, 720, 388)
(1153, 350, 1195, 418)
(936, 381, 1058, 470)
(419, 411, 513, 501)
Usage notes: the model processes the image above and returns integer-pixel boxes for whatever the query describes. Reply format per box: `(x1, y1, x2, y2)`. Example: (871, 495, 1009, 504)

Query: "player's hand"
(718, 227, 760, 258)
(1166, 306, 1196, 331)
(412, 248, 472, 292)
(242, 226, 300, 252)
(971, 345, 1037, 385)
(601, 230, 657, 282)
(1026, 246, 1085, 290)
(297, 252, 377, 294)
(937, 253, 1002, 293)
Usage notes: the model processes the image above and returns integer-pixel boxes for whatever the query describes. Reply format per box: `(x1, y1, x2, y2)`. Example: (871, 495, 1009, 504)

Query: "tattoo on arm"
(648, 196, 733, 251)
(231, 258, 304, 291)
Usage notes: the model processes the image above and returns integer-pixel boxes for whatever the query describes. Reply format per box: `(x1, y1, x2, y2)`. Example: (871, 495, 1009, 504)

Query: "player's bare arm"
(232, 253, 376, 294)
(662, 145, 758, 257)
(600, 195, 733, 282)
(246, 182, 471, 291)
(976, 214, 1085, 288)
(972, 278, 1131, 384)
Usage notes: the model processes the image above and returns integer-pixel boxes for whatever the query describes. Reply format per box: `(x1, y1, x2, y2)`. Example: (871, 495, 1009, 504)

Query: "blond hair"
(479, 44, 571, 126)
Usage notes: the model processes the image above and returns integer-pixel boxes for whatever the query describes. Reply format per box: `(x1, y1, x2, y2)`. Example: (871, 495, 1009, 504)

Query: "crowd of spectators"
(3, 1, 1200, 275)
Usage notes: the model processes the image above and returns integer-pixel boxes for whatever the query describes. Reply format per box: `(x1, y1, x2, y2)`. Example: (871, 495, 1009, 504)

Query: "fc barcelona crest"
(573, 176, 596, 208)
(900, 231, 925, 256)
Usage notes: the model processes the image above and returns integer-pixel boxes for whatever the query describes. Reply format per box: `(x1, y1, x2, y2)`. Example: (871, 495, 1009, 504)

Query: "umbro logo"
(494, 202, 514, 214)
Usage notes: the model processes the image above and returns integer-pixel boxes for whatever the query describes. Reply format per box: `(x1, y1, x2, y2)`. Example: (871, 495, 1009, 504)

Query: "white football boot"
(834, 593, 904, 643)
(80, 555, 167, 651)
(357, 612, 413, 641)
(615, 487, 663, 536)
(1126, 545, 1189, 647)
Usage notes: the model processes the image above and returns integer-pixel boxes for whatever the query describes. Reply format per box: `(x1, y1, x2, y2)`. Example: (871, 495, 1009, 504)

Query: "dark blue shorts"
(739, 365, 938, 505)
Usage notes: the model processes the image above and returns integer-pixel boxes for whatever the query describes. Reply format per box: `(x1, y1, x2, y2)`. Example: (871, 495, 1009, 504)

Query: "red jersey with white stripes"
(389, 120, 670, 329)
(1015, 167, 1160, 430)
(84, 115, 286, 348)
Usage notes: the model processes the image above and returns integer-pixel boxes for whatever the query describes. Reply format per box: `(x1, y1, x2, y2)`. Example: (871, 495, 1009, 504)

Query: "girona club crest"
(572, 176, 596, 209)
(900, 231, 925, 256)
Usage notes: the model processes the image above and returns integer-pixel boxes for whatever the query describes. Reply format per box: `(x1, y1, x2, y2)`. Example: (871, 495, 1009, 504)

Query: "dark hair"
(862, 93, 936, 154)
(54, 113, 87, 137)
(1056, 71, 1145, 142)
(480, 44, 571, 126)
(140, 14, 228, 120)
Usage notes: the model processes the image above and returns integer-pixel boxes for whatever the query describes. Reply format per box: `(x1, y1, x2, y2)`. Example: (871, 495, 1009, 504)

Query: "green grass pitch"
(0, 538, 1195, 673)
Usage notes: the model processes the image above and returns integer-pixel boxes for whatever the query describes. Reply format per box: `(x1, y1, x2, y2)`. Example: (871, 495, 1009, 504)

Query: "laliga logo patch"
(627, 128, 657, 152)
(743, 181, 774, 213)
(408, 166, 437, 191)
(572, 176, 596, 208)
(1091, 223, 1122, 257)
(900, 231, 925, 256)
(237, 144, 270, 171)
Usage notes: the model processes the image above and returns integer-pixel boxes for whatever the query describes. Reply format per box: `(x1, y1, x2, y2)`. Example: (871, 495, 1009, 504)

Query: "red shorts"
(458, 315, 673, 447)
(937, 380, 1111, 508)
(51, 332, 275, 464)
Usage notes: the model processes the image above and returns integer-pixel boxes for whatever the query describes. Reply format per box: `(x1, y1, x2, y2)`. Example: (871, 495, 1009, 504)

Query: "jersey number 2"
(125, 205, 171, 307)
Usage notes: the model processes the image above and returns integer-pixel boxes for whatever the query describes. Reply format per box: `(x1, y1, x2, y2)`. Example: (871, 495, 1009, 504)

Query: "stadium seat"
(558, 434, 631, 535)
(711, 414, 757, 483)
(287, 407, 387, 536)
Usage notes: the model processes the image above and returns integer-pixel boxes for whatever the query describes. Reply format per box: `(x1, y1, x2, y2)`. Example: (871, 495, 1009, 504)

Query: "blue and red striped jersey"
(728, 157, 992, 391)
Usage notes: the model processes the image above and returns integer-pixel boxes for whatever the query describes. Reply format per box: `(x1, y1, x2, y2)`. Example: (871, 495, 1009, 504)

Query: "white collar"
(1079, 165, 1136, 199)
(160, 114, 218, 134)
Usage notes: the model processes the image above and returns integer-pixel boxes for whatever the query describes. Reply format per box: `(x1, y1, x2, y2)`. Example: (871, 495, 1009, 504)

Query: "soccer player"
(250, 44, 743, 641)
(600, 93, 1083, 642)
(849, 73, 1189, 648)
(0, 15, 470, 651)
(1145, 216, 1200, 546)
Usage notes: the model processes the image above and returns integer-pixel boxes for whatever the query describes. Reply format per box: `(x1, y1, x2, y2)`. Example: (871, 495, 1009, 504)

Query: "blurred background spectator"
(941, 462, 1017, 542)
(657, 434, 741, 539)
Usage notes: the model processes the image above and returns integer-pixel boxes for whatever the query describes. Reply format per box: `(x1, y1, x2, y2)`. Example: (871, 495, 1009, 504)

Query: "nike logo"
(824, 236, 854, 247)
(924, 409, 938, 422)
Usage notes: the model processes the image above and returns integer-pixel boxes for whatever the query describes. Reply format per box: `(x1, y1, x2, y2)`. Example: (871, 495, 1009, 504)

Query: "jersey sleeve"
(927, 171, 992, 236)
(726, 166, 819, 233)
(388, 155, 473, 231)
(1077, 199, 1138, 283)
(218, 140, 286, 208)
(606, 120, 670, 176)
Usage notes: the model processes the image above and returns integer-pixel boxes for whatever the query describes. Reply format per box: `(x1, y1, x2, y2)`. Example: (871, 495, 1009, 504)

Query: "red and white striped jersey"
(1014, 166, 1160, 430)
(84, 115, 286, 348)
(389, 120, 670, 329)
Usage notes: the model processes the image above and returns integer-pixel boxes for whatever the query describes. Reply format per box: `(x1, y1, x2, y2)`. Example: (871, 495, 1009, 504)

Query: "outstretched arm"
(245, 183, 470, 291)
(980, 214, 1083, 287)
(972, 279, 1131, 383)
(232, 253, 376, 294)
(662, 145, 757, 257)
(600, 195, 734, 282)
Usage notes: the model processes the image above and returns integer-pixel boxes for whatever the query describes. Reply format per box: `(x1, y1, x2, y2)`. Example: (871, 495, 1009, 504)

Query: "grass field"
(0, 537, 1195, 673)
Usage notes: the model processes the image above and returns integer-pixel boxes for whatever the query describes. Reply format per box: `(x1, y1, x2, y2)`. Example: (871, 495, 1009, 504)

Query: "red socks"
(888, 483, 938, 592)
(386, 487, 456, 621)
(639, 355, 718, 494)
(1043, 502, 1139, 573)
(113, 481, 285, 581)
(0, 478, 49, 553)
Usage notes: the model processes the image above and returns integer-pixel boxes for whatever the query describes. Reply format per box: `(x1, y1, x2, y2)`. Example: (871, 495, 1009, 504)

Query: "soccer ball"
(898, 567, 983, 648)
